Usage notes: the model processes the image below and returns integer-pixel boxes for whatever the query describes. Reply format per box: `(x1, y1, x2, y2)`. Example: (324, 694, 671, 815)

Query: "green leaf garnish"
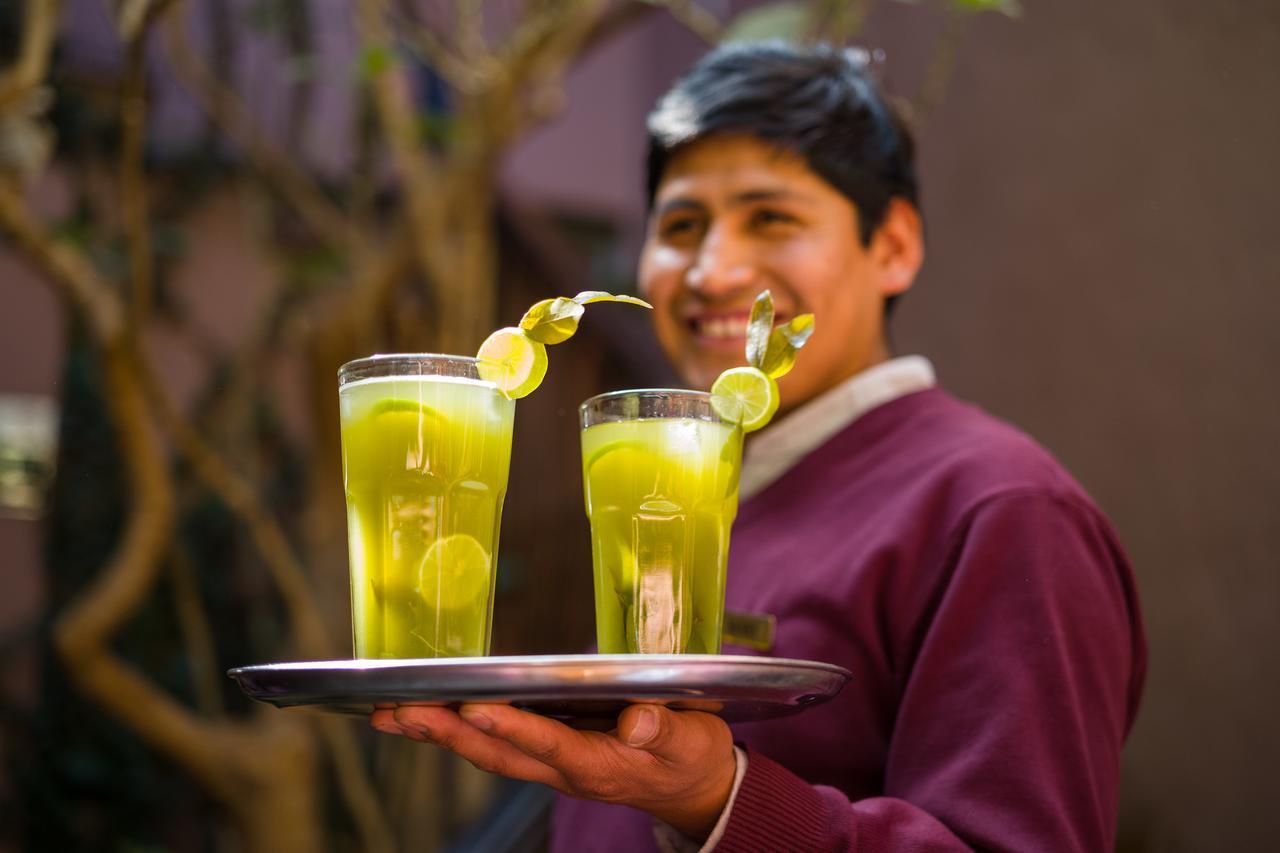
(519, 297, 585, 344)
(517, 291, 651, 346)
(745, 290, 775, 370)
(573, 291, 653, 308)
(760, 314, 815, 379)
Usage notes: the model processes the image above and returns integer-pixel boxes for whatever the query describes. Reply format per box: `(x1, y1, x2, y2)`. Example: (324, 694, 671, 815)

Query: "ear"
(869, 198, 924, 298)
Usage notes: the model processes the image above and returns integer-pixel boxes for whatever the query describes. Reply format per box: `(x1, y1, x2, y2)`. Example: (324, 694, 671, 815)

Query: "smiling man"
(642, 134, 918, 412)
(373, 42, 1147, 852)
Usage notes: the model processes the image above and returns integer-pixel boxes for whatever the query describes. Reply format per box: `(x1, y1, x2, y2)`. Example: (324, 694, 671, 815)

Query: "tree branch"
(129, 346, 335, 659)
(0, 0, 61, 113)
(488, 0, 612, 146)
(356, 0, 449, 312)
(809, 0, 875, 42)
(913, 8, 971, 119)
(389, 0, 493, 93)
(0, 170, 253, 803)
(119, 5, 174, 325)
(160, 2, 366, 255)
(169, 547, 226, 719)
(319, 717, 396, 853)
(454, 0, 489, 66)
(0, 180, 124, 341)
(637, 0, 721, 44)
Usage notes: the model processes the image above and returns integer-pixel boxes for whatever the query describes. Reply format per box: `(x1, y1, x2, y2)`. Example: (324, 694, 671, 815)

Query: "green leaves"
(720, 2, 812, 45)
(354, 46, 396, 82)
(892, 0, 1022, 17)
(518, 291, 652, 345)
(572, 291, 653, 308)
(950, 0, 1022, 16)
(745, 291, 775, 370)
(761, 314, 815, 378)
(745, 290, 814, 379)
(519, 297, 585, 345)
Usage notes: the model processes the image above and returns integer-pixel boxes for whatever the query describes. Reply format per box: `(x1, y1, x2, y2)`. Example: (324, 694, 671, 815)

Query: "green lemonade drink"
(339, 355, 514, 658)
(580, 391, 743, 654)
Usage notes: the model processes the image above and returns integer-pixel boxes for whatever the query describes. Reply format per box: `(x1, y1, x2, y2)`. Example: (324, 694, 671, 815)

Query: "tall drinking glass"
(580, 390, 744, 654)
(339, 354, 515, 658)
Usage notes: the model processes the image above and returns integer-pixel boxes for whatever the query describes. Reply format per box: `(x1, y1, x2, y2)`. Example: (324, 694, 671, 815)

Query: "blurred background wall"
(1, 0, 1277, 850)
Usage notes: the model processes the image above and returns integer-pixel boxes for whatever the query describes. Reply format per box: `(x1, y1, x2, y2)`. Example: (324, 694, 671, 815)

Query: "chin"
(776, 375, 819, 412)
(679, 359, 736, 392)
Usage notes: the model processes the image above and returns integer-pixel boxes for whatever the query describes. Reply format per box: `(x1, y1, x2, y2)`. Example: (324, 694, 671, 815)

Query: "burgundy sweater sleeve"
(716, 490, 1145, 852)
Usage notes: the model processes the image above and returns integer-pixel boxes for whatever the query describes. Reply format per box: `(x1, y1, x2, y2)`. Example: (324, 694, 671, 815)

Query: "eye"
(750, 209, 799, 229)
(659, 216, 704, 241)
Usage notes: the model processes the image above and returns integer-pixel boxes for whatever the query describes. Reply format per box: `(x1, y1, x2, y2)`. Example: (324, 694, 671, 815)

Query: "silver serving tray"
(228, 654, 851, 722)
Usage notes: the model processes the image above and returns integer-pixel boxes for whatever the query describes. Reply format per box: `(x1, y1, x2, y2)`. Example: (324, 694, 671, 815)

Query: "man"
(373, 41, 1146, 851)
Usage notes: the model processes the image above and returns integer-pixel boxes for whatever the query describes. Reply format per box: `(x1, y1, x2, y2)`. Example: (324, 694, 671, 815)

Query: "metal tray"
(228, 654, 851, 722)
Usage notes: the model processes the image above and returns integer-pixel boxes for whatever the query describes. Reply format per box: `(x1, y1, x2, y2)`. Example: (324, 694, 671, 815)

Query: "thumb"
(617, 704, 725, 760)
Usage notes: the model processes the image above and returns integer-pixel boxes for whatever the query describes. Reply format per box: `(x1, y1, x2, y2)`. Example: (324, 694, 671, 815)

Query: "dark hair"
(645, 41, 919, 247)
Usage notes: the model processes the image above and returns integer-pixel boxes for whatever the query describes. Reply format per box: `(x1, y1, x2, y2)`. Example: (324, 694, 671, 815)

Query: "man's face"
(639, 135, 919, 414)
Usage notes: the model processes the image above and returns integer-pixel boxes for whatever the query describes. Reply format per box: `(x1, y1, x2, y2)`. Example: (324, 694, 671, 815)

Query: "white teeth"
(696, 317, 748, 339)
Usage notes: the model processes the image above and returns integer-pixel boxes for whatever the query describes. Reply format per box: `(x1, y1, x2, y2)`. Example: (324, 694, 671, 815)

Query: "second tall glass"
(580, 390, 744, 654)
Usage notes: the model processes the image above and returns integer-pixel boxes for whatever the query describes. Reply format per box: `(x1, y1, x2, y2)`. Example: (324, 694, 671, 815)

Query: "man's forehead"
(654, 137, 825, 205)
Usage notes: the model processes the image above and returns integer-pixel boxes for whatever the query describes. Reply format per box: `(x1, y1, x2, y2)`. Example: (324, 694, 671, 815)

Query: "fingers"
(616, 704, 732, 764)
(614, 705, 738, 837)
(456, 704, 595, 767)
(371, 708, 429, 742)
(456, 703, 632, 801)
(372, 706, 566, 790)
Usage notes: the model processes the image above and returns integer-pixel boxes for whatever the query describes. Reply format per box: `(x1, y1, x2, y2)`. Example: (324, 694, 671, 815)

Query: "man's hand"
(371, 703, 736, 840)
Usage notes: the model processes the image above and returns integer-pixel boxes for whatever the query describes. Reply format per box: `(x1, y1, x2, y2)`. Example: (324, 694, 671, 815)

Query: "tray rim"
(228, 653, 852, 678)
(227, 653, 852, 721)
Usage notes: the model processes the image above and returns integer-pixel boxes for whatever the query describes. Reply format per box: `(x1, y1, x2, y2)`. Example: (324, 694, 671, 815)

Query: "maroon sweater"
(551, 388, 1146, 851)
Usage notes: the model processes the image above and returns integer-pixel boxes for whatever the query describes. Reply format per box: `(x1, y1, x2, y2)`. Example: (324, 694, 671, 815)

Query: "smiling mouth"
(690, 314, 748, 340)
(688, 312, 789, 343)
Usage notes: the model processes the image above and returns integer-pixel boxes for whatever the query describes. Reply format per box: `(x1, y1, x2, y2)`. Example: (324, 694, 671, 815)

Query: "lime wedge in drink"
(417, 533, 491, 611)
(710, 366, 779, 432)
(476, 327, 549, 399)
(347, 398, 450, 474)
(585, 440, 659, 591)
(585, 439, 657, 478)
(368, 398, 448, 419)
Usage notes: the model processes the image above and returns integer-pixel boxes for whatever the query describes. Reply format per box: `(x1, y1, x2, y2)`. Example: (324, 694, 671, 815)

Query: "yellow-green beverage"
(580, 390, 743, 654)
(339, 355, 514, 658)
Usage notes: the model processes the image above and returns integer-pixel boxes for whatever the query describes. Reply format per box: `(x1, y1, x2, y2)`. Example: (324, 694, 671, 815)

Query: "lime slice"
(418, 534, 491, 611)
(348, 398, 449, 474)
(476, 327, 549, 399)
(710, 366, 779, 432)
(585, 439, 655, 476)
(368, 398, 447, 421)
(586, 440, 665, 499)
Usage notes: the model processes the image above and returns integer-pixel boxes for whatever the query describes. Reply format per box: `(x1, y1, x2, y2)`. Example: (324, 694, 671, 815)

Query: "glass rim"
(578, 387, 712, 414)
(338, 353, 482, 385)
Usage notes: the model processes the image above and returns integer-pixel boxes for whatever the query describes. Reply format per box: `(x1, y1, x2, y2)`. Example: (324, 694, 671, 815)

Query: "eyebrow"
(655, 188, 815, 217)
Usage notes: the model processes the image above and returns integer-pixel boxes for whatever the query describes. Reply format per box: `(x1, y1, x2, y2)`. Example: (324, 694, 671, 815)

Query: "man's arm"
(713, 490, 1146, 851)
(373, 490, 1144, 851)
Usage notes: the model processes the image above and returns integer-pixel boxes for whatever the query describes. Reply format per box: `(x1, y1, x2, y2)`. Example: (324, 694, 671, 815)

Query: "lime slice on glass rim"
(476, 326, 549, 399)
(418, 533, 491, 611)
(710, 366, 780, 433)
(477, 293, 650, 399)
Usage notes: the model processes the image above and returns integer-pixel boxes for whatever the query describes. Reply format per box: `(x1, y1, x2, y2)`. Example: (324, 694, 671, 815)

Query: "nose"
(684, 225, 758, 296)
